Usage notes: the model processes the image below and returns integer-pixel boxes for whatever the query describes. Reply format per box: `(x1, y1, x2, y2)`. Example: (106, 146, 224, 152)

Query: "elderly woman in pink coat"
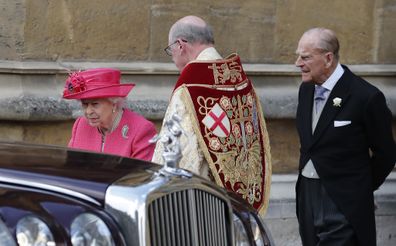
(63, 68, 157, 161)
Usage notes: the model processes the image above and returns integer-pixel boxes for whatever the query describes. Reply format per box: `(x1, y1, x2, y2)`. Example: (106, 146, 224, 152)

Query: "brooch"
(122, 125, 129, 139)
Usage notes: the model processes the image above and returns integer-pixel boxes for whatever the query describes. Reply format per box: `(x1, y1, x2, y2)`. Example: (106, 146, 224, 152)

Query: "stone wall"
(1, 0, 396, 63)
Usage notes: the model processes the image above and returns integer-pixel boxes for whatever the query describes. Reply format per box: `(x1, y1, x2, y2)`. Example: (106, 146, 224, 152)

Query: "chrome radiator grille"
(148, 189, 231, 246)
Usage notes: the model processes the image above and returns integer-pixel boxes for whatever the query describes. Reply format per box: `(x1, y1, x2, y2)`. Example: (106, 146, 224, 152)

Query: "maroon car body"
(0, 142, 273, 246)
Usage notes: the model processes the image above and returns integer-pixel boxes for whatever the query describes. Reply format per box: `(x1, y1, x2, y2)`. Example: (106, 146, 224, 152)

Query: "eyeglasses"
(164, 39, 187, 56)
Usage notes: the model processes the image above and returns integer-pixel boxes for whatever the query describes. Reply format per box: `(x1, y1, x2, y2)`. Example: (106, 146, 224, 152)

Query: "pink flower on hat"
(66, 72, 87, 93)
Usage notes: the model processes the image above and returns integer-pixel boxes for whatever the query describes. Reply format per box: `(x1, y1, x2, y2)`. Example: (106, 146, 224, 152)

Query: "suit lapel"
(311, 66, 352, 146)
(298, 82, 315, 146)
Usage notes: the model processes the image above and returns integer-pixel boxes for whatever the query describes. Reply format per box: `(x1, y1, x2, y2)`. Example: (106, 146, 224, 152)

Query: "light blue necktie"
(314, 85, 328, 114)
(304, 85, 329, 179)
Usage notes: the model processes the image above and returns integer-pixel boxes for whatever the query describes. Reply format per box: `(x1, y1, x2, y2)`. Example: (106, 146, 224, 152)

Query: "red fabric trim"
(174, 54, 247, 91)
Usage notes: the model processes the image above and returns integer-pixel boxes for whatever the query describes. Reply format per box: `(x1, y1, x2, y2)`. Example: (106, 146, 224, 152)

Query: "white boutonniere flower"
(333, 97, 342, 107)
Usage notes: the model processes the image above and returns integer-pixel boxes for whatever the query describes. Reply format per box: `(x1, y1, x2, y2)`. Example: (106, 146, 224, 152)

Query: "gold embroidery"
(209, 61, 243, 85)
(235, 140, 262, 204)
(197, 96, 218, 116)
(198, 92, 263, 207)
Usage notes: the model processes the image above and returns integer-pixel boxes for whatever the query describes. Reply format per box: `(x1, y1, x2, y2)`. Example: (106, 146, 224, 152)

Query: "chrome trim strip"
(0, 176, 100, 206)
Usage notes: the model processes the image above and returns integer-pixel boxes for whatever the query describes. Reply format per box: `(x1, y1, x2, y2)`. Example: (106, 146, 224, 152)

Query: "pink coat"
(68, 109, 157, 161)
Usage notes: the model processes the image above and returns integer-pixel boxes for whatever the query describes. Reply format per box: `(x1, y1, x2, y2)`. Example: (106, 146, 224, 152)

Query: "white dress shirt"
(302, 63, 344, 179)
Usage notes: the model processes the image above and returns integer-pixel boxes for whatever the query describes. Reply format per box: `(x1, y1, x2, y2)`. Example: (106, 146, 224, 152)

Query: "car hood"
(0, 142, 159, 206)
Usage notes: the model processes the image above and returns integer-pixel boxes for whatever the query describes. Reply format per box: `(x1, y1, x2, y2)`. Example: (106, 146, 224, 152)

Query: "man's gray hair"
(305, 27, 340, 60)
(170, 22, 215, 45)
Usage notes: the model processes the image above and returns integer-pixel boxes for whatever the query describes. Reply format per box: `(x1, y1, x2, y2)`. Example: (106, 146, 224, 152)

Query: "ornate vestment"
(153, 53, 271, 215)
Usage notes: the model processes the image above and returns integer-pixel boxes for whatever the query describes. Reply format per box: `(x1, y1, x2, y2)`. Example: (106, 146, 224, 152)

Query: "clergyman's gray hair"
(170, 22, 215, 45)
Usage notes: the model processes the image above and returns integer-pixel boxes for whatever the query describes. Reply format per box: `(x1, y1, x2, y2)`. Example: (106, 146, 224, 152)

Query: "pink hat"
(62, 68, 135, 99)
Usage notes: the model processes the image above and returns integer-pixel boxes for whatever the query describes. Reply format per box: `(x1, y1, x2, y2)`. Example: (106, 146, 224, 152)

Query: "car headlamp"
(70, 213, 115, 246)
(233, 213, 249, 246)
(0, 218, 16, 246)
(16, 216, 55, 246)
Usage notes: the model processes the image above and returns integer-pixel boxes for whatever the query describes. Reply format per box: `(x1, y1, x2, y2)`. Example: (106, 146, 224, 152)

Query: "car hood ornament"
(150, 113, 192, 177)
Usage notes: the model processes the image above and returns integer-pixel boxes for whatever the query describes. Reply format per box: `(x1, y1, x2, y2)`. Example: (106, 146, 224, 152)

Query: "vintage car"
(0, 140, 273, 246)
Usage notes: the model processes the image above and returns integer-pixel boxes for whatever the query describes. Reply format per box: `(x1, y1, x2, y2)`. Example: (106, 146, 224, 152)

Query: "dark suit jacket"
(296, 65, 395, 246)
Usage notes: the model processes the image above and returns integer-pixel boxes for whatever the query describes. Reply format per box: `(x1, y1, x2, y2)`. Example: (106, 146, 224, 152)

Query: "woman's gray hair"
(305, 27, 340, 61)
(108, 97, 126, 110)
(170, 22, 215, 45)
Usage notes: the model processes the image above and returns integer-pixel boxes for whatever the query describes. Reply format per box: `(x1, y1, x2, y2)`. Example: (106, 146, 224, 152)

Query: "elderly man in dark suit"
(295, 27, 395, 246)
